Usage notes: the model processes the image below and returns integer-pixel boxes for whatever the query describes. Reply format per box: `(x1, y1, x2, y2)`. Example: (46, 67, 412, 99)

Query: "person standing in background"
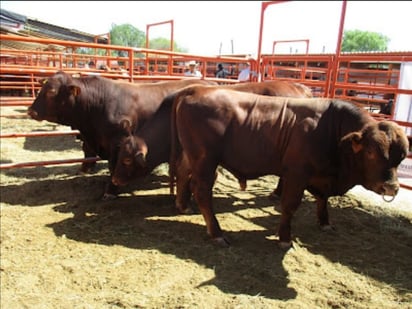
(216, 63, 229, 78)
(238, 63, 251, 82)
(184, 60, 202, 77)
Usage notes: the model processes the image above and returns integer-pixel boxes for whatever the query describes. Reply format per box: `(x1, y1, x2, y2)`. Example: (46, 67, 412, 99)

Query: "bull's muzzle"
(381, 181, 399, 203)
(27, 108, 38, 120)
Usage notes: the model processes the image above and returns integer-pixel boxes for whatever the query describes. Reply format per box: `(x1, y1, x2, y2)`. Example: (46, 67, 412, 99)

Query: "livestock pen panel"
(0, 34, 411, 190)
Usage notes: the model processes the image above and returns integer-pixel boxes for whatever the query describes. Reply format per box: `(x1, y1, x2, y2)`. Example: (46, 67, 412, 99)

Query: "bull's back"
(227, 80, 313, 98)
(113, 79, 216, 125)
(175, 86, 332, 178)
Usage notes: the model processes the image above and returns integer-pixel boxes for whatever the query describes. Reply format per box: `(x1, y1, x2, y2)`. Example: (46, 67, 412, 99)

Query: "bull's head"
(111, 119, 148, 186)
(340, 120, 409, 199)
(27, 71, 81, 124)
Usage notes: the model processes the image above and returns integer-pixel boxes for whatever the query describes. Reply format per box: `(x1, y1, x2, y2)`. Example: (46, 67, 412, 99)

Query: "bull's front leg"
(277, 177, 305, 250)
(103, 180, 119, 201)
(79, 139, 98, 174)
(315, 196, 333, 231)
(102, 151, 119, 201)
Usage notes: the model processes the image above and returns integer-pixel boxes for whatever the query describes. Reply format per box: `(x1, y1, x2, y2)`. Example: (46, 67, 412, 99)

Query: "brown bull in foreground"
(111, 80, 313, 200)
(27, 71, 215, 199)
(169, 85, 409, 249)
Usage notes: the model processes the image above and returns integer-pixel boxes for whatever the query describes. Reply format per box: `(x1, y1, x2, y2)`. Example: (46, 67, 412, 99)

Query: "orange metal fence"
(0, 34, 251, 172)
(1, 34, 411, 189)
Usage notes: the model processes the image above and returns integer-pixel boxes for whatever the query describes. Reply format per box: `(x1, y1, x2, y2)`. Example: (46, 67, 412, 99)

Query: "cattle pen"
(1, 1, 411, 190)
(1, 2, 412, 309)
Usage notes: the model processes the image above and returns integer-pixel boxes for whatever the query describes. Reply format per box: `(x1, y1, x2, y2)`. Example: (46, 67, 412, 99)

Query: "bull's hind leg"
(269, 177, 283, 201)
(175, 153, 195, 214)
(175, 174, 193, 214)
(191, 163, 229, 247)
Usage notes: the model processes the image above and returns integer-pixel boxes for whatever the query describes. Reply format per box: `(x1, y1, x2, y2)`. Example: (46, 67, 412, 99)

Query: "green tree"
(109, 23, 145, 57)
(109, 23, 188, 56)
(110, 23, 146, 48)
(149, 37, 188, 52)
(341, 29, 390, 52)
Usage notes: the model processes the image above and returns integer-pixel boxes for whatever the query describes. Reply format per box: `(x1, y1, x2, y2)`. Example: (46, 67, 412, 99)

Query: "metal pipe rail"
(1, 29, 411, 189)
(0, 129, 100, 170)
(0, 33, 255, 82)
(0, 157, 101, 170)
(0, 130, 80, 138)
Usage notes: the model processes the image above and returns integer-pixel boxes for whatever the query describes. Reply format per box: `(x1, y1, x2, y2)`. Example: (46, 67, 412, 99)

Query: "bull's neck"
(322, 101, 370, 195)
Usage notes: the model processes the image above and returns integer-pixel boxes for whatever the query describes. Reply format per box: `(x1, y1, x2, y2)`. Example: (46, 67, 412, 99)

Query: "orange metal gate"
(1, 2, 411, 189)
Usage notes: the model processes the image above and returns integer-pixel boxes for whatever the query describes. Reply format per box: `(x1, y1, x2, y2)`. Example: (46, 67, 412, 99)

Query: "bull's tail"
(169, 90, 185, 195)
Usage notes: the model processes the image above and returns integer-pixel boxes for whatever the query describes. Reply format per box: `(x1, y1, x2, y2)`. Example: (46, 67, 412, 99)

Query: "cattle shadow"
(47, 197, 295, 300)
(0, 168, 171, 211)
(0, 173, 107, 207)
(288, 197, 412, 294)
(0, 162, 108, 181)
(23, 133, 82, 152)
(47, 187, 412, 298)
(3, 161, 411, 297)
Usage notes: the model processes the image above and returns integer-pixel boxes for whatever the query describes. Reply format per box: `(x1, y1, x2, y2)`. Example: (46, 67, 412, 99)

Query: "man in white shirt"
(184, 60, 202, 77)
(238, 63, 252, 82)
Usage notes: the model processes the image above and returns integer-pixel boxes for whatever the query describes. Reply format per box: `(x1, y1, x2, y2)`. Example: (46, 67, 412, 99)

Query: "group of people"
(184, 60, 255, 82)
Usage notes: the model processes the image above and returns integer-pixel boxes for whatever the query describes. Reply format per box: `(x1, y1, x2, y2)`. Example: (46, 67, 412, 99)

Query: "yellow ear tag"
(43, 79, 48, 85)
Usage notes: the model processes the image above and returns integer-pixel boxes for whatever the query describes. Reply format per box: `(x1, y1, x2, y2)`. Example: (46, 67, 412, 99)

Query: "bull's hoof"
(268, 191, 280, 201)
(278, 240, 293, 251)
(212, 236, 230, 248)
(78, 165, 96, 174)
(77, 169, 89, 175)
(102, 193, 117, 201)
(176, 206, 194, 214)
(320, 224, 335, 232)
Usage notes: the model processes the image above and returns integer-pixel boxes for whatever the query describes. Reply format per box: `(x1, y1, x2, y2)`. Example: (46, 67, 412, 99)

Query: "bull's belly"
(220, 155, 281, 180)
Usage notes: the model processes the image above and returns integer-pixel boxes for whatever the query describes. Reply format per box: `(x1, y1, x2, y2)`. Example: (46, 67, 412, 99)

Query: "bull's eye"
(123, 158, 133, 166)
(46, 88, 57, 97)
(366, 148, 375, 159)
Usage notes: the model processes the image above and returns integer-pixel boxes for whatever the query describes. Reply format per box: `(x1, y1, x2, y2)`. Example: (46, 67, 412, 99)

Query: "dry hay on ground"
(1, 110, 411, 309)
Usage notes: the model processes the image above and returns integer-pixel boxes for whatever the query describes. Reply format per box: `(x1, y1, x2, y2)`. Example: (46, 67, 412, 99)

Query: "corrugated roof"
(0, 8, 108, 51)
(25, 19, 108, 44)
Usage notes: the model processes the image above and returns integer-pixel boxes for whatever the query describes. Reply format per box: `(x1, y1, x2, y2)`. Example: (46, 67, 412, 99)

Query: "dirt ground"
(1, 108, 412, 309)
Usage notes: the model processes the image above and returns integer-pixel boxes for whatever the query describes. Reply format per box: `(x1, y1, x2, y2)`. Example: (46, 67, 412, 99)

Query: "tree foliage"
(149, 37, 188, 53)
(341, 29, 389, 52)
(110, 23, 146, 48)
(109, 23, 188, 55)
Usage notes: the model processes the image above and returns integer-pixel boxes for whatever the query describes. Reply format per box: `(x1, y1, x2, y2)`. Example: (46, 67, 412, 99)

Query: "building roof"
(0, 8, 108, 51)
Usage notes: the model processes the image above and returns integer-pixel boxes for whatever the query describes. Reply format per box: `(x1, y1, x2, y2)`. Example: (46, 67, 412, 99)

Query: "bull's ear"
(135, 152, 146, 168)
(341, 132, 363, 154)
(119, 119, 132, 135)
(68, 85, 81, 97)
